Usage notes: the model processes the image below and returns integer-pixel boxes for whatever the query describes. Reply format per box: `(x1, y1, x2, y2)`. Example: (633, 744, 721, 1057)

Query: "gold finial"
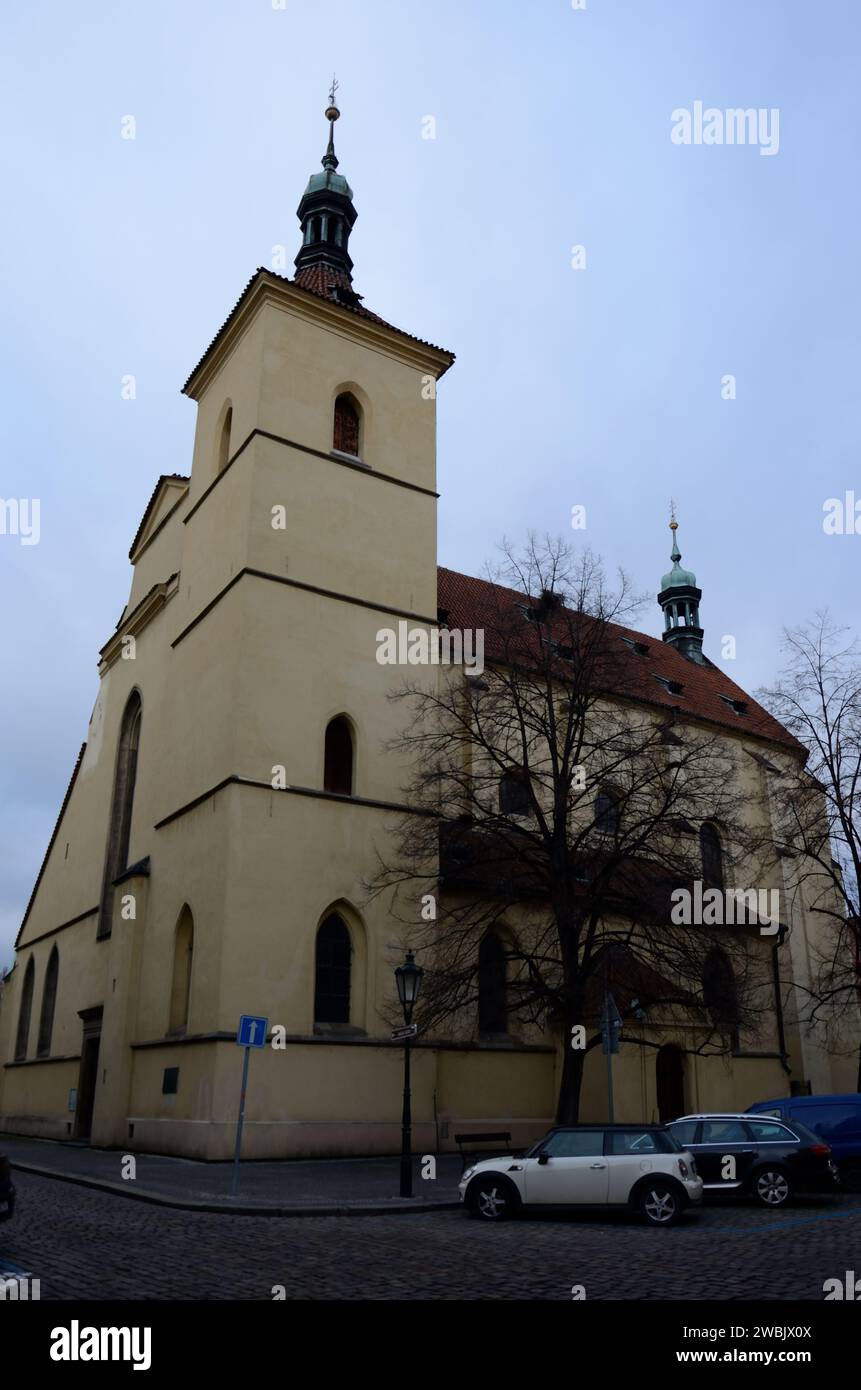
(669, 497, 678, 532)
(325, 74, 340, 122)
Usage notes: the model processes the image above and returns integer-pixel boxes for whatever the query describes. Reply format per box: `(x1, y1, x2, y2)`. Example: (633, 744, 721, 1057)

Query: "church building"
(0, 101, 856, 1159)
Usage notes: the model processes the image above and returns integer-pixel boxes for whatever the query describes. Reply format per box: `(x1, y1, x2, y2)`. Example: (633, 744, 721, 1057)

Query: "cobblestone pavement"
(2, 1172, 861, 1300)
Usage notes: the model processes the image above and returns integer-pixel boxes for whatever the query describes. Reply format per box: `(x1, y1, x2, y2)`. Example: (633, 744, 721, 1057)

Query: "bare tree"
(368, 537, 773, 1123)
(759, 612, 861, 1085)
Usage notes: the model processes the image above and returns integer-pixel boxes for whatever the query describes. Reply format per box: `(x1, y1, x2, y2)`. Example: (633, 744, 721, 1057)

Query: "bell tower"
(293, 79, 359, 300)
(657, 514, 705, 664)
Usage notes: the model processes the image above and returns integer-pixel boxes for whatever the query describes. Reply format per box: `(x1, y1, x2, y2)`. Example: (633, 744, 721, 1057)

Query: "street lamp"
(395, 950, 423, 1197)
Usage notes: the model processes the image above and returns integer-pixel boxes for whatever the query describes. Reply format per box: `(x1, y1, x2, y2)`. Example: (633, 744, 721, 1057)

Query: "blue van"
(746, 1094, 861, 1191)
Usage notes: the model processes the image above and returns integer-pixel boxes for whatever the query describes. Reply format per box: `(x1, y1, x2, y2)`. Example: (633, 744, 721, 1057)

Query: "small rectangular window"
(162, 1067, 179, 1095)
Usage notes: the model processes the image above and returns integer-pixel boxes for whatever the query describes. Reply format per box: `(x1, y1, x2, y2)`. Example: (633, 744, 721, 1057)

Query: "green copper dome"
(302, 167, 354, 200)
(661, 526, 696, 589)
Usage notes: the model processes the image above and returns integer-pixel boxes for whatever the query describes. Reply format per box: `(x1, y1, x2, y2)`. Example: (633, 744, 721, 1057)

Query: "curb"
(8, 1160, 461, 1218)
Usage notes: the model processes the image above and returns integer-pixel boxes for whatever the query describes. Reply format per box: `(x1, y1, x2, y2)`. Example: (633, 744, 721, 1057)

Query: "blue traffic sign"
(237, 1014, 268, 1048)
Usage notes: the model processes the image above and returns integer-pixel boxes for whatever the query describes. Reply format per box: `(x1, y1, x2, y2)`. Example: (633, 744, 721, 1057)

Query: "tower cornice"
(181, 269, 454, 400)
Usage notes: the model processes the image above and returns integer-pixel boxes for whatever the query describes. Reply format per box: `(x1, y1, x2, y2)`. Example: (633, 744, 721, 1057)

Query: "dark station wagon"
(667, 1112, 838, 1207)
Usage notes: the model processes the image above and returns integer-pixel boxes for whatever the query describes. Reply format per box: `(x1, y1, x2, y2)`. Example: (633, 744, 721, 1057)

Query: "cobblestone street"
(3, 1171, 861, 1301)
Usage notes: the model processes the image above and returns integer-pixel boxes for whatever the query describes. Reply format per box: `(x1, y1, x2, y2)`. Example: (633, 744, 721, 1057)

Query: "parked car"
(746, 1093, 861, 1193)
(667, 1112, 838, 1207)
(459, 1124, 702, 1226)
(0, 1153, 14, 1222)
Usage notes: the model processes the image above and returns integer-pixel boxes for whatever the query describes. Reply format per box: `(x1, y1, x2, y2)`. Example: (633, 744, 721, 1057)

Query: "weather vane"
(669, 497, 678, 532)
(328, 74, 339, 107)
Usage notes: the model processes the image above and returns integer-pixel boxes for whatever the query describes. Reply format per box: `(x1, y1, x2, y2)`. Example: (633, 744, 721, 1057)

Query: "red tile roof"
(181, 267, 454, 395)
(437, 566, 803, 754)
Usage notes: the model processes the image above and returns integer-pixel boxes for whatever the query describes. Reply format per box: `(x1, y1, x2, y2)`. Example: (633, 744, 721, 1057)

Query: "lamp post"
(395, 949, 423, 1198)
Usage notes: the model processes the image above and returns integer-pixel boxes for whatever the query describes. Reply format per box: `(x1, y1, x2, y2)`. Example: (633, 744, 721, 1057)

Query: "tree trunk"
(556, 1033, 586, 1124)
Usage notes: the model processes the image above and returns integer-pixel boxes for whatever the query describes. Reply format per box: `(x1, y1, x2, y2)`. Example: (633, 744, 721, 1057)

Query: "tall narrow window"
(314, 914, 351, 1023)
(217, 405, 232, 474)
(36, 946, 59, 1057)
(168, 906, 194, 1034)
(700, 823, 723, 888)
(499, 769, 530, 816)
(324, 716, 353, 795)
(702, 947, 739, 1047)
(594, 786, 620, 835)
(333, 393, 361, 456)
(98, 690, 143, 939)
(478, 933, 507, 1033)
(15, 956, 35, 1061)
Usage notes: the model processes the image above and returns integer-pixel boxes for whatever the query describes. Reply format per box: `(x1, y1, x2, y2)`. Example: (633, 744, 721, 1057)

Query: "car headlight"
(461, 1166, 477, 1182)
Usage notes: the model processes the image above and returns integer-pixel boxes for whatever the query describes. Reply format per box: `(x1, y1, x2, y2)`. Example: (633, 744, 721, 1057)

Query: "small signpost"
(601, 992, 623, 1123)
(390, 1023, 418, 1041)
(231, 1014, 268, 1197)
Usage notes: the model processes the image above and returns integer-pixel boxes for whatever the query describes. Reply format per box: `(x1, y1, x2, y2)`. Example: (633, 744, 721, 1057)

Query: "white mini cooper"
(459, 1124, 703, 1226)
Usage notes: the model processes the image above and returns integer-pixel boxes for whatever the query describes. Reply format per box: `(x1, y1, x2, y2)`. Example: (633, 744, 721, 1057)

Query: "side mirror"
(537, 1153, 550, 1166)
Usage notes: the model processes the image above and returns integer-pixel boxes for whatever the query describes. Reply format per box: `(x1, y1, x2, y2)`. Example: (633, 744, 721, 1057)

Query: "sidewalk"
(0, 1132, 463, 1216)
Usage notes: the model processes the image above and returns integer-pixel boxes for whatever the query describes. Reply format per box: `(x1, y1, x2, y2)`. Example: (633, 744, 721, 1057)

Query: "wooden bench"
(455, 1131, 512, 1171)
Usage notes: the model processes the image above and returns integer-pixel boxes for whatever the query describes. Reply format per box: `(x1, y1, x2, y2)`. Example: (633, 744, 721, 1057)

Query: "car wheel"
(839, 1161, 861, 1194)
(639, 1181, 681, 1226)
(468, 1175, 516, 1221)
(753, 1167, 792, 1207)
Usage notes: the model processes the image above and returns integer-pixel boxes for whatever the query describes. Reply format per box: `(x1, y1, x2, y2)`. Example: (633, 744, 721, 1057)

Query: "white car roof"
(673, 1113, 761, 1121)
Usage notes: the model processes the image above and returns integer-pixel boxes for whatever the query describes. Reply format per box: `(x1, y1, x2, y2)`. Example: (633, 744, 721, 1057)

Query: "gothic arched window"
(314, 914, 352, 1024)
(700, 823, 724, 888)
(702, 947, 739, 1046)
(217, 405, 232, 474)
(499, 769, 530, 816)
(15, 956, 35, 1061)
(169, 906, 194, 1034)
(36, 946, 59, 1057)
(333, 393, 361, 456)
(594, 786, 620, 835)
(324, 716, 354, 795)
(478, 933, 507, 1034)
(98, 690, 143, 938)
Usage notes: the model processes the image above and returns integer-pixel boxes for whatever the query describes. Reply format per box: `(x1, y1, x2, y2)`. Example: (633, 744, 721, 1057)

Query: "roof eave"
(181, 269, 455, 401)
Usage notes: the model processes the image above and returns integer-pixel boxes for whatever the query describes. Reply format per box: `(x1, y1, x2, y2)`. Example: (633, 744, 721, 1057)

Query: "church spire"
(657, 508, 705, 663)
(294, 80, 359, 299)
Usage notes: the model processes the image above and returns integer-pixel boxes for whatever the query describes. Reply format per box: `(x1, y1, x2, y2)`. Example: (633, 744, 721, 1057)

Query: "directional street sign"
(391, 1023, 418, 1041)
(237, 1014, 268, 1048)
(231, 1014, 269, 1198)
(600, 992, 623, 1055)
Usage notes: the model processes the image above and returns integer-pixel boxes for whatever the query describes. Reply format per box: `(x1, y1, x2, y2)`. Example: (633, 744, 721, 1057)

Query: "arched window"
(217, 405, 232, 474)
(324, 716, 353, 795)
(36, 946, 59, 1057)
(98, 690, 143, 939)
(15, 956, 35, 1061)
(169, 906, 194, 1034)
(333, 393, 361, 456)
(478, 933, 507, 1033)
(314, 914, 351, 1023)
(594, 786, 620, 835)
(700, 823, 723, 888)
(702, 947, 739, 1046)
(499, 769, 530, 816)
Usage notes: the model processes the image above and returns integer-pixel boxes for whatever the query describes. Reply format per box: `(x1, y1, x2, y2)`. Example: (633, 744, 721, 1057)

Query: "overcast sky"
(1, 0, 860, 964)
